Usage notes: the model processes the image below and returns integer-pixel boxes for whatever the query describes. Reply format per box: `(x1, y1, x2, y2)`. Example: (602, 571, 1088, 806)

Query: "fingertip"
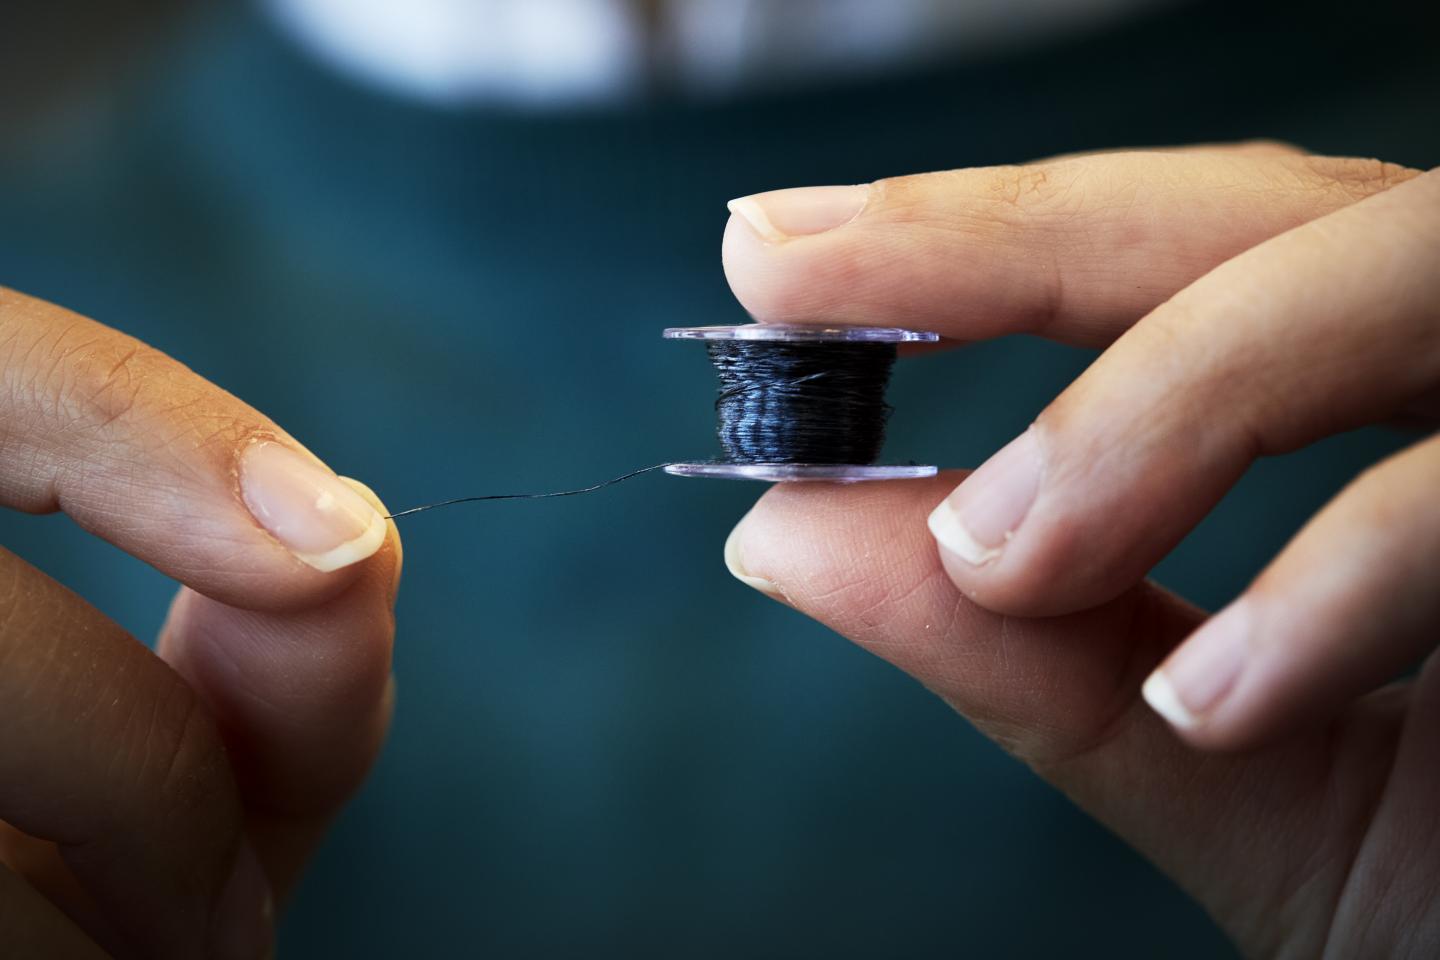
(336, 475, 389, 518)
(1140, 602, 1261, 750)
(719, 192, 878, 324)
(723, 509, 787, 602)
(726, 195, 786, 244)
(720, 483, 848, 606)
(238, 440, 386, 576)
(338, 476, 403, 602)
(288, 512, 386, 574)
(721, 476, 966, 631)
(137, 442, 391, 614)
(923, 436, 1092, 617)
(1141, 669, 1199, 732)
(727, 185, 870, 241)
(721, 210, 794, 321)
(927, 490, 1004, 567)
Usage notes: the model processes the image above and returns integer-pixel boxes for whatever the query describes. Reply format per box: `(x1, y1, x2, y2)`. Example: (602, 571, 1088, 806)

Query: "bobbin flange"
(663, 324, 940, 483)
(664, 462, 937, 482)
(663, 324, 938, 344)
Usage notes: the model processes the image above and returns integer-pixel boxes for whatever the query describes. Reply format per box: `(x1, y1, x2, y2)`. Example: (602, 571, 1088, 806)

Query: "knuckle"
(4, 306, 164, 435)
(1231, 137, 1307, 156)
(876, 163, 1078, 228)
(870, 169, 946, 220)
(67, 340, 151, 431)
(986, 164, 1061, 209)
(1295, 155, 1421, 200)
(55, 329, 170, 434)
(0, 294, 260, 462)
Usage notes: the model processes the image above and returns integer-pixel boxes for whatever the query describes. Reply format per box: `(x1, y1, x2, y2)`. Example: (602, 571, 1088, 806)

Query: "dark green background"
(1, 1, 1435, 955)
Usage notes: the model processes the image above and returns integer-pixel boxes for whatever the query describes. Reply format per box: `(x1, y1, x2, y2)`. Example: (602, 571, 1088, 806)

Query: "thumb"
(158, 478, 401, 899)
(723, 476, 1400, 958)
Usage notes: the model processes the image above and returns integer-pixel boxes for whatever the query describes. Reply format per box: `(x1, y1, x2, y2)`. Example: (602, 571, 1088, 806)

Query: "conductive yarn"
(706, 339, 896, 465)
(384, 334, 907, 518)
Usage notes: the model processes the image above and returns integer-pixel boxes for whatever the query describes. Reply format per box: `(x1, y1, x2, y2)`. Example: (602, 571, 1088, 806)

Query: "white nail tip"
(736, 571, 782, 596)
(926, 501, 1003, 566)
(1142, 670, 1198, 730)
(727, 196, 786, 243)
(294, 511, 386, 573)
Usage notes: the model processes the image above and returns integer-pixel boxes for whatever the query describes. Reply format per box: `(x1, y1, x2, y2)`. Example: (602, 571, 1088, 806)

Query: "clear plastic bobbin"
(662, 323, 940, 483)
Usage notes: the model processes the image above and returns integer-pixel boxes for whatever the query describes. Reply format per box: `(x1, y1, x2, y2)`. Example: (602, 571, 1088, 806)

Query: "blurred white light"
(262, 0, 647, 105)
(262, 0, 1180, 107)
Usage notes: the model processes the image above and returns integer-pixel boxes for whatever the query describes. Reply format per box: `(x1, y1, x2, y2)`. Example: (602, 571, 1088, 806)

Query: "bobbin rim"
(662, 324, 939, 343)
(664, 463, 938, 483)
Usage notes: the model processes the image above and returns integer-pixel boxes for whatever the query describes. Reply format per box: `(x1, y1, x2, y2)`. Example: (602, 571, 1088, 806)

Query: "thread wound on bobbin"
(663, 324, 939, 482)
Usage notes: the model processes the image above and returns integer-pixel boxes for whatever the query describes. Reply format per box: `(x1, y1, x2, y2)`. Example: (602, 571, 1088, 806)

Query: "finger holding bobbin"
(923, 168, 1440, 618)
(722, 145, 1420, 348)
(723, 150, 1440, 751)
(924, 169, 1440, 748)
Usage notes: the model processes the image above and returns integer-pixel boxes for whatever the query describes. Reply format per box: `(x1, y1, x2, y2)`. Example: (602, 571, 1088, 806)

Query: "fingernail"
(724, 519, 785, 601)
(339, 475, 403, 598)
(214, 840, 274, 960)
(240, 440, 386, 572)
(1142, 601, 1251, 729)
(727, 184, 870, 243)
(927, 429, 1043, 566)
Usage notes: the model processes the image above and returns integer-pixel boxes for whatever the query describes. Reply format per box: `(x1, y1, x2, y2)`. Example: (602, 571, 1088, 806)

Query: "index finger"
(0, 287, 385, 608)
(721, 146, 1419, 348)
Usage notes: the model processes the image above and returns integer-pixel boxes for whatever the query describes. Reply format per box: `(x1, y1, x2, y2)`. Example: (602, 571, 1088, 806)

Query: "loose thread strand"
(384, 463, 676, 519)
(386, 333, 909, 517)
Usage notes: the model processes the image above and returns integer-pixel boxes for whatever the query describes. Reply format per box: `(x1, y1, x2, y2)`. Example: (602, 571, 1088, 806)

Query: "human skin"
(0, 287, 400, 959)
(722, 144, 1440, 958)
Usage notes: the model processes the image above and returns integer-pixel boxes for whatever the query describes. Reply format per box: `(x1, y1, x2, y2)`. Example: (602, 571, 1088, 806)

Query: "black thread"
(708, 340, 895, 465)
(384, 463, 674, 519)
(385, 338, 901, 518)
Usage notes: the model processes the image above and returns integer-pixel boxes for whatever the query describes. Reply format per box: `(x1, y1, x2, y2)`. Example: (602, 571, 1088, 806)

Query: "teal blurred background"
(1, 1, 1436, 956)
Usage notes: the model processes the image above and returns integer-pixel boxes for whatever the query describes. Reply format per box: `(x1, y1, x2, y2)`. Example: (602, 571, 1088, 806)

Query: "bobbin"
(663, 324, 939, 482)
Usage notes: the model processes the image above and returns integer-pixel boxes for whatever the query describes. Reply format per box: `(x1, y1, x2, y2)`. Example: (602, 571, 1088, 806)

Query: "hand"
(0, 288, 400, 959)
(720, 144, 1439, 956)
